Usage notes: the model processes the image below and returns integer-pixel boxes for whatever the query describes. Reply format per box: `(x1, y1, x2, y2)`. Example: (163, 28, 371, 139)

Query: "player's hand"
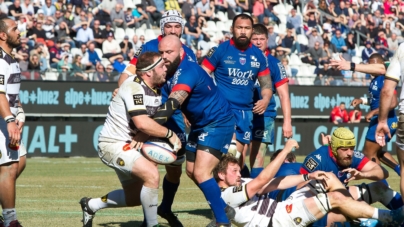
(321, 133, 331, 146)
(329, 54, 350, 70)
(253, 99, 269, 115)
(284, 139, 298, 152)
(7, 122, 20, 147)
(182, 113, 191, 128)
(130, 132, 150, 150)
(365, 111, 375, 122)
(283, 122, 293, 139)
(112, 88, 119, 98)
(342, 168, 363, 183)
(15, 120, 24, 133)
(168, 133, 182, 153)
(351, 98, 363, 107)
(375, 121, 390, 146)
(308, 170, 330, 181)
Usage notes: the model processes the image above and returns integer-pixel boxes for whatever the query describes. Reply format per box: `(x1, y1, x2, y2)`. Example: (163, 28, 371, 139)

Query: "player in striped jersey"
(80, 52, 181, 227)
(0, 18, 26, 227)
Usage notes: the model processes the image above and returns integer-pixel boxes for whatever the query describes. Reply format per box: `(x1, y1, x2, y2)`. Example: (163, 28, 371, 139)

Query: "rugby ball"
(141, 138, 177, 165)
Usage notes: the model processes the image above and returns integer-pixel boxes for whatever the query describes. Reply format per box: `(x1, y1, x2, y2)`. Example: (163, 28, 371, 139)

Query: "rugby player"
(249, 23, 292, 178)
(201, 14, 273, 177)
(116, 10, 195, 226)
(0, 18, 26, 227)
(79, 52, 181, 227)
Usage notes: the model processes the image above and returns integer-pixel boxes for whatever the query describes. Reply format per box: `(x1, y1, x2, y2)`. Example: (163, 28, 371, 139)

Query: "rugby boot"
(80, 197, 95, 227)
(358, 219, 382, 227)
(387, 206, 404, 226)
(157, 206, 183, 227)
(206, 206, 235, 227)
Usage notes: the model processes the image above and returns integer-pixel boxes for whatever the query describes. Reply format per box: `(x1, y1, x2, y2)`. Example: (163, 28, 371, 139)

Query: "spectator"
(132, 4, 151, 29)
(302, 41, 327, 65)
(28, 54, 41, 71)
(330, 102, 349, 124)
(307, 28, 324, 48)
(54, 10, 65, 25)
(349, 105, 362, 123)
(196, 49, 204, 64)
(101, 22, 114, 39)
(89, 19, 104, 50)
(385, 22, 395, 38)
(0, 0, 8, 15)
(361, 41, 376, 63)
(281, 57, 298, 84)
(42, 0, 56, 16)
(314, 59, 331, 85)
(328, 64, 345, 85)
(76, 43, 93, 69)
(94, 64, 110, 82)
(235, 0, 249, 13)
(262, 0, 280, 25)
(287, 9, 303, 34)
(110, 4, 126, 30)
(102, 32, 121, 58)
(165, 0, 181, 11)
(182, 0, 195, 20)
(267, 24, 278, 50)
(304, 9, 320, 30)
(335, 1, 349, 17)
(109, 54, 126, 73)
(105, 63, 118, 81)
(374, 40, 390, 60)
(49, 40, 63, 68)
(57, 53, 72, 80)
(63, 10, 75, 28)
(345, 31, 356, 58)
(252, 0, 264, 23)
(120, 35, 133, 60)
(132, 35, 142, 50)
(359, 1, 371, 14)
(348, 1, 359, 16)
(75, 23, 94, 47)
(184, 15, 203, 48)
(70, 55, 89, 81)
(154, 0, 165, 14)
(56, 21, 75, 48)
(36, 9, 46, 24)
(274, 46, 290, 61)
(92, 0, 117, 24)
(42, 16, 55, 40)
(279, 28, 301, 54)
(142, 0, 162, 27)
(330, 29, 347, 53)
(87, 42, 101, 66)
(60, 42, 73, 63)
(21, 0, 34, 15)
(17, 15, 28, 39)
(27, 20, 47, 45)
(125, 7, 136, 28)
(74, 9, 88, 26)
(82, 0, 93, 13)
(214, 0, 228, 14)
(8, 0, 23, 19)
(388, 33, 399, 52)
(196, 0, 214, 21)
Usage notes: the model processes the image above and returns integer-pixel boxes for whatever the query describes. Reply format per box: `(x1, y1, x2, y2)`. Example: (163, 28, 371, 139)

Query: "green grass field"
(14, 156, 401, 227)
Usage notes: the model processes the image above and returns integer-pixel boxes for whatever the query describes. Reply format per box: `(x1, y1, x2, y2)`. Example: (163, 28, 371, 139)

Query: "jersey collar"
(230, 38, 252, 51)
(264, 48, 270, 56)
(134, 75, 159, 94)
(158, 35, 163, 42)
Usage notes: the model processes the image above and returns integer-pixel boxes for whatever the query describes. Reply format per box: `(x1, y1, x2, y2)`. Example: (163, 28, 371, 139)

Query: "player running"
(214, 142, 404, 227)
(79, 52, 181, 227)
(201, 14, 273, 177)
(116, 10, 195, 227)
(330, 53, 400, 178)
(249, 23, 292, 178)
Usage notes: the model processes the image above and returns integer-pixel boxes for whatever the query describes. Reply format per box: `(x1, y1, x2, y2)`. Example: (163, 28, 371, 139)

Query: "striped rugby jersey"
(0, 48, 21, 116)
(99, 76, 162, 143)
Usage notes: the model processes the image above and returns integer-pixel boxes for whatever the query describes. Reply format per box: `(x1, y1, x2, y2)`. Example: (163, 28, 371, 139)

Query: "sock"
(160, 176, 180, 213)
(199, 178, 229, 224)
(240, 164, 250, 178)
(140, 185, 159, 227)
(250, 167, 264, 178)
(386, 192, 404, 210)
(88, 189, 127, 212)
(2, 209, 17, 227)
(379, 179, 389, 187)
(372, 208, 392, 222)
(394, 165, 401, 176)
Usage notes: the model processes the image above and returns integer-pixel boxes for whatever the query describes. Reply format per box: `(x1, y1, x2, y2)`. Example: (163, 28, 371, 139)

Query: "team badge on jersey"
(0, 75, 4, 85)
(101, 194, 108, 202)
(239, 57, 246, 65)
(207, 47, 216, 58)
(134, 46, 143, 57)
(294, 217, 302, 225)
(133, 94, 144, 105)
(305, 157, 319, 171)
(117, 158, 125, 166)
(286, 204, 293, 213)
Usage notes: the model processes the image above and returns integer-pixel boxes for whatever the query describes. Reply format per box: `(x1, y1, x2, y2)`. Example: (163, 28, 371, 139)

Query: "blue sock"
(394, 165, 401, 176)
(160, 176, 179, 213)
(240, 164, 250, 178)
(250, 167, 263, 178)
(386, 192, 404, 210)
(199, 178, 228, 224)
(380, 179, 389, 187)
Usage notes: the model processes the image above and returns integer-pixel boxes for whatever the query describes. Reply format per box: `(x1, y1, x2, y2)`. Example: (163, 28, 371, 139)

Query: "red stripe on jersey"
(275, 78, 289, 88)
(394, 90, 397, 95)
(172, 84, 191, 93)
(300, 167, 309, 174)
(130, 57, 137, 65)
(356, 157, 370, 171)
(258, 68, 270, 77)
(201, 58, 216, 71)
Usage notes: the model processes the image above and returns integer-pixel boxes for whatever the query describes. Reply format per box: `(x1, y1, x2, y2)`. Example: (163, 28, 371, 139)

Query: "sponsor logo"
(207, 48, 216, 58)
(243, 131, 251, 140)
(187, 141, 197, 149)
(285, 204, 293, 213)
(122, 143, 131, 151)
(232, 185, 243, 193)
(250, 55, 257, 61)
(133, 94, 144, 105)
(392, 122, 398, 129)
(0, 75, 4, 85)
(304, 157, 319, 171)
(239, 57, 246, 65)
(198, 132, 209, 141)
(116, 157, 125, 166)
(315, 154, 321, 161)
(251, 62, 260, 68)
(228, 68, 254, 80)
(224, 144, 229, 149)
(294, 217, 302, 225)
(134, 46, 143, 57)
(353, 151, 364, 159)
(254, 130, 268, 138)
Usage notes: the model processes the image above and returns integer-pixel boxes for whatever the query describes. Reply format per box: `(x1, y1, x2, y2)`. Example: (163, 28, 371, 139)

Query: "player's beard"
(337, 156, 352, 168)
(233, 36, 250, 49)
(7, 35, 21, 49)
(166, 54, 181, 76)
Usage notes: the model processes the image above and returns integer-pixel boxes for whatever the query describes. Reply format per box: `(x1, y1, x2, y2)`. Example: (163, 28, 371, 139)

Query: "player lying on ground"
(214, 140, 404, 227)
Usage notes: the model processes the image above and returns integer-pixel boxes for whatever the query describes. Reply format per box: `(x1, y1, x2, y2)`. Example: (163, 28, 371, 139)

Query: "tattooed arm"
(254, 74, 273, 115)
(153, 90, 189, 125)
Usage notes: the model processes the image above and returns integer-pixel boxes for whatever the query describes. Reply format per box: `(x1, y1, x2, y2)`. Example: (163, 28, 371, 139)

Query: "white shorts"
(0, 120, 25, 165)
(98, 141, 143, 184)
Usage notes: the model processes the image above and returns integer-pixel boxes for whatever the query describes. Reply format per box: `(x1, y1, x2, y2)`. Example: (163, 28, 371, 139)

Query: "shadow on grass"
(177, 208, 212, 219)
(98, 221, 170, 227)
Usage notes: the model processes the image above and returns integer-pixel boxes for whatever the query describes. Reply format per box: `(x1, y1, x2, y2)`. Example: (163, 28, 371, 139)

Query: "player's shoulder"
(353, 150, 365, 160)
(0, 49, 13, 65)
(120, 76, 144, 93)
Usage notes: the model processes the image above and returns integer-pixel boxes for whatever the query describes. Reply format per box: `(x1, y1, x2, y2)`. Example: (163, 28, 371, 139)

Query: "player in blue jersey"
(151, 35, 235, 227)
(115, 10, 196, 227)
(249, 24, 292, 178)
(330, 54, 401, 178)
(300, 127, 404, 226)
(201, 14, 273, 177)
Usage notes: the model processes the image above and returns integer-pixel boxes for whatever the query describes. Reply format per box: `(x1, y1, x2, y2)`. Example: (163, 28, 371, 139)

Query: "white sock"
(140, 185, 159, 227)
(2, 209, 17, 227)
(88, 189, 127, 212)
(372, 208, 392, 222)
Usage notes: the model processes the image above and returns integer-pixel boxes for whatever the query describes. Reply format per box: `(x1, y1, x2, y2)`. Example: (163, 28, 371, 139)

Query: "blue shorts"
(366, 115, 397, 143)
(309, 215, 328, 227)
(164, 112, 187, 156)
(252, 115, 275, 144)
(186, 115, 235, 154)
(232, 109, 253, 145)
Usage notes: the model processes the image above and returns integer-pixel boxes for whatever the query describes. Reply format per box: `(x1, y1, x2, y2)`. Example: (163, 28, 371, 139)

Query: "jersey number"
(231, 78, 248, 86)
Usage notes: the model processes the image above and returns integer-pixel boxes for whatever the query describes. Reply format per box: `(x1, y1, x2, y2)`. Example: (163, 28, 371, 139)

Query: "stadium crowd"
(3, 0, 402, 85)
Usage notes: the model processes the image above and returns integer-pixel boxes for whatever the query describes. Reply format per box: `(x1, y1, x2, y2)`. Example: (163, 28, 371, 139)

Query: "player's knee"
(0, 162, 18, 180)
(185, 166, 194, 180)
(193, 169, 211, 183)
(327, 191, 348, 207)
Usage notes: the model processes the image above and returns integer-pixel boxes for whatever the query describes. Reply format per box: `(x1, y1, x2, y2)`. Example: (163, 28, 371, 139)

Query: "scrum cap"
(160, 10, 185, 37)
(330, 127, 356, 156)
